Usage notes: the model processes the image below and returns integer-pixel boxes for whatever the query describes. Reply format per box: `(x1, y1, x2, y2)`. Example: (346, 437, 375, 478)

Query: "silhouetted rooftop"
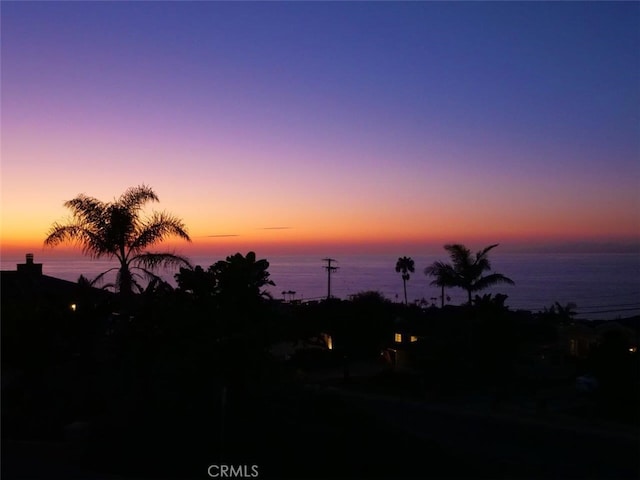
(1, 253, 112, 302)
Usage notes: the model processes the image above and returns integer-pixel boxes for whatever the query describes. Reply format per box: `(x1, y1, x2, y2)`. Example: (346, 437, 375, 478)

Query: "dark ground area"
(1, 388, 485, 480)
(3, 381, 639, 480)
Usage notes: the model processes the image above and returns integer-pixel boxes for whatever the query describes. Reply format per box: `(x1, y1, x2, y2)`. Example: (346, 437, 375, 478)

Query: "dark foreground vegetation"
(2, 187, 638, 479)
(2, 253, 639, 479)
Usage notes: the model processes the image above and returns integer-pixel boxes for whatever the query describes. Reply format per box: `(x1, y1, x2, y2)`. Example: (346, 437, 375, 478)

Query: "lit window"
(410, 336, 418, 343)
(394, 333, 402, 343)
(629, 346, 637, 353)
(70, 304, 77, 312)
(569, 339, 578, 356)
(326, 335, 333, 350)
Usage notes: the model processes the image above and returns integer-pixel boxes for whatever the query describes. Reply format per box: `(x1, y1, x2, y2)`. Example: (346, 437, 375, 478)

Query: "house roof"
(1, 271, 79, 297)
(1, 269, 113, 304)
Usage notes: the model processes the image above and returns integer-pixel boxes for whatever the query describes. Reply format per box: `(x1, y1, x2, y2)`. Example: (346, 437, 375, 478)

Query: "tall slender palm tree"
(443, 243, 515, 304)
(395, 256, 415, 305)
(424, 260, 456, 308)
(44, 185, 191, 295)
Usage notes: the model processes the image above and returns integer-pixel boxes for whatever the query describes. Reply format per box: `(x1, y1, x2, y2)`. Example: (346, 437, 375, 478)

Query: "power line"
(577, 306, 640, 314)
(575, 306, 640, 315)
(577, 302, 640, 309)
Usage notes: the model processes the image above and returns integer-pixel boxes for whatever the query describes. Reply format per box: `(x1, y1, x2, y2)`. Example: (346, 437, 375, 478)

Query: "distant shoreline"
(2, 251, 639, 321)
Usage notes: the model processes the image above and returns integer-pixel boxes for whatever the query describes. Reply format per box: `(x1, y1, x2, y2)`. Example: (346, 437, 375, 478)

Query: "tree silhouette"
(44, 185, 191, 295)
(553, 301, 577, 320)
(441, 244, 514, 304)
(175, 265, 217, 301)
(395, 256, 415, 305)
(77, 273, 114, 291)
(541, 301, 578, 325)
(209, 251, 275, 306)
(424, 261, 456, 308)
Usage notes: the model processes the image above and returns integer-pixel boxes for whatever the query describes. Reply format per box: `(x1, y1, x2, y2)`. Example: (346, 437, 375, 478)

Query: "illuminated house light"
(394, 333, 402, 343)
(320, 333, 333, 350)
(70, 303, 77, 312)
(569, 339, 578, 356)
(410, 335, 418, 343)
(629, 346, 637, 353)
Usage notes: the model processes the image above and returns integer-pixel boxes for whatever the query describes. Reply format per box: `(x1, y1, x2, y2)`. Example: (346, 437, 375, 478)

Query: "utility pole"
(322, 258, 338, 300)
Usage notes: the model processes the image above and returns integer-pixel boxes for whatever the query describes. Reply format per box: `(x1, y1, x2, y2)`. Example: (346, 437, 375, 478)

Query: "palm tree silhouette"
(395, 256, 415, 305)
(424, 260, 456, 308)
(44, 185, 191, 295)
(544, 301, 578, 325)
(442, 243, 514, 304)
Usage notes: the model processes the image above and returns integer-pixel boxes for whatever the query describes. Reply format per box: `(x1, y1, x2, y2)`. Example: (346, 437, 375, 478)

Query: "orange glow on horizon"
(2, 194, 638, 258)
(2, 223, 639, 259)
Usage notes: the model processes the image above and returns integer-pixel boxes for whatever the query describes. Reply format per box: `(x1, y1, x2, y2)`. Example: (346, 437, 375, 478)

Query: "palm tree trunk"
(403, 278, 407, 305)
(119, 264, 133, 296)
(441, 285, 445, 308)
(117, 262, 135, 316)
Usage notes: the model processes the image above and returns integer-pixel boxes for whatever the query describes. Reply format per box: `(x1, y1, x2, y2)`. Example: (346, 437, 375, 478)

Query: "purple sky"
(2, 1, 638, 255)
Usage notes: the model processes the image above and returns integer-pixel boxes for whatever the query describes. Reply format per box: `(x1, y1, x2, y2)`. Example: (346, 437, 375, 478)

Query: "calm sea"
(2, 252, 639, 321)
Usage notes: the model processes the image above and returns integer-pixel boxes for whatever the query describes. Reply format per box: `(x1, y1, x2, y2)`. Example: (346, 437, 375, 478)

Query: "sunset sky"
(2, 1, 639, 257)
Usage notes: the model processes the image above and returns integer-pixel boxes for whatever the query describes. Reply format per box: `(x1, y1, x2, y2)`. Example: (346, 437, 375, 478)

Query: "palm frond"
(133, 252, 192, 270)
(89, 267, 120, 287)
(80, 230, 117, 259)
(63, 195, 106, 224)
(105, 204, 136, 244)
(80, 272, 116, 292)
(132, 279, 145, 294)
(424, 260, 449, 275)
(131, 212, 191, 251)
(474, 243, 499, 271)
(44, 224, 105, 258)
(118, 184, 159, 212)
(44, 223, 85, 247)
(142, 277, 174, 295)
(424, 261, 457, 287)
(477, 243, 500, 259)
(131, 265, 164, 285)
(444, 244, 472, 271)
(101, 283, 117, 292)
(472, 273, 515, 292)
(83, 230, 117, 259)
(395, 256, 415, 273)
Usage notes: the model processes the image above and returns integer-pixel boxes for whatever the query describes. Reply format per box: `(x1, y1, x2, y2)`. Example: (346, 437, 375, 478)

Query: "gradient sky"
(2, 1, 639, 257)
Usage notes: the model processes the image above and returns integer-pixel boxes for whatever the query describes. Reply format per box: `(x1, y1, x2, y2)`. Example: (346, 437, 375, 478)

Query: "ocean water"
(2, 252, 639, 321)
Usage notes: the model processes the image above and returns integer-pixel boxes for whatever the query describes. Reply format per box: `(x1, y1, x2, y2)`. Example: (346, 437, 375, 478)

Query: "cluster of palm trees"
(44, 185, 514, 310)
(397, 244, 515, 306)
